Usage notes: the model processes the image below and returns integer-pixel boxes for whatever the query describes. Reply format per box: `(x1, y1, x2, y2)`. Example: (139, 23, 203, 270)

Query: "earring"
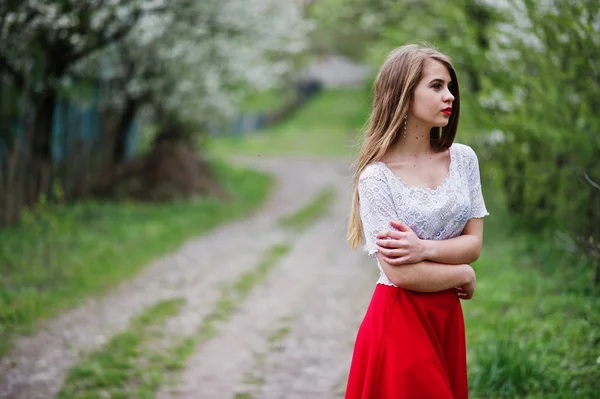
(403, 115, 407, 143)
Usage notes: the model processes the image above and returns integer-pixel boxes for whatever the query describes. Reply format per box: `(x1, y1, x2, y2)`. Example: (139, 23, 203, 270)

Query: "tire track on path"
(0, 157, 351, 399)
(158, 158, 376, 399)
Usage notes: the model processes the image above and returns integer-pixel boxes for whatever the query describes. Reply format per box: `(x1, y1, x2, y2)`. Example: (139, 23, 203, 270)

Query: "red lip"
(442, 107, 452, 116)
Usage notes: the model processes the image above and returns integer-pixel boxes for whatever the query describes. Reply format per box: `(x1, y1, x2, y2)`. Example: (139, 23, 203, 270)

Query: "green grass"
(239, 89, 294, 113)
(279, 186, 336, 232)
(59, 242, 292, 398)
(192, 243, 291, 344)
(0, 162, 274, 357)
(463, 184, 600, 399)
(58, 298, 185, 399)
(205, 88, 371, 158)
(267, 325, 292, 346)
(236, 314, 296, 398)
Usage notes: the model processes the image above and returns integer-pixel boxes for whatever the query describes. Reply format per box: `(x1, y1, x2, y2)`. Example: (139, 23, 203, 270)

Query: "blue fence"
(51, 97, 137, 161)
(1, 84, 138, 164)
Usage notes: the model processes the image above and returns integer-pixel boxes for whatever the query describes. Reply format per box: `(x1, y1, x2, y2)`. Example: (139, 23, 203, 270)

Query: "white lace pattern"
(358, 143, 489, 286)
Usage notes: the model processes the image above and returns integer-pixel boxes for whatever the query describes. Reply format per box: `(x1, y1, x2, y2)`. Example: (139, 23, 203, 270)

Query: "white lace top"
(358, 143, 489, 286)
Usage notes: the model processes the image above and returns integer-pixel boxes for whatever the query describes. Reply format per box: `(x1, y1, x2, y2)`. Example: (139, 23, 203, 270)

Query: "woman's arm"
(378, 145, 489, 266)
(377, 253, 476, 298)
(376, 218, 483, 266)
(422, 218, 483, 264)
(357, 165, 475, 299)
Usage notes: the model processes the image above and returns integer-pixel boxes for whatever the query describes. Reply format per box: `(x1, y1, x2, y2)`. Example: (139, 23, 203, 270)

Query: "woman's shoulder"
(359, 161, 388, 181)
(358, 162, 394, 191)
(451, 142, 478, 163)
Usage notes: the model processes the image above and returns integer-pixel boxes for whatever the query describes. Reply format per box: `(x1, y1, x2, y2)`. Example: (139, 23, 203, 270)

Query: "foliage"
(0, 0, 149, 93)
(311, 0, 600, 282)
(309, 0, 499, 93)
(475, 0, 600, 275)
(0, 162, 274, 357)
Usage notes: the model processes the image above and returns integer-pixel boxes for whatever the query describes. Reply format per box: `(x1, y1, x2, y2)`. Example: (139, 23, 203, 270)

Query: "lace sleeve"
(465, 146, 489, 218)
(358, 166, 399, 258)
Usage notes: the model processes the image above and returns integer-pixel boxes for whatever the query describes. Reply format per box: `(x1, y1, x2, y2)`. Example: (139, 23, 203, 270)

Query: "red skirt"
(345, 284, 468, 399)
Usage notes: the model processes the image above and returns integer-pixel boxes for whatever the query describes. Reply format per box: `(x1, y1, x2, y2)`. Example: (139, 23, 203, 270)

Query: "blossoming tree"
(0, 0, 311, 220)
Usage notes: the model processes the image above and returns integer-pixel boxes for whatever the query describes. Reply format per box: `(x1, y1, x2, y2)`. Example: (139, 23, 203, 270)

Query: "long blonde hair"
(347, 44, 461, 250)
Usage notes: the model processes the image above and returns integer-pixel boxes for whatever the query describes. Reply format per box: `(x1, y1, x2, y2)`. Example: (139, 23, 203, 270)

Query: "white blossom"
(1, 0, 310, 128)
(117, 0, 312, 125)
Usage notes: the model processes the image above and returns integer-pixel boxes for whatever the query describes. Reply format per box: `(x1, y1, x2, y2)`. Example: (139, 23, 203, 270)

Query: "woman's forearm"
(378, 253, 475, 292)
(421, 234, 481, 265)
(377, 219, 484, 266)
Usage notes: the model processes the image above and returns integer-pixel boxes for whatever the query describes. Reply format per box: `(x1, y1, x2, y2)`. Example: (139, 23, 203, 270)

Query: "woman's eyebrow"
(429, 78, 449, 84)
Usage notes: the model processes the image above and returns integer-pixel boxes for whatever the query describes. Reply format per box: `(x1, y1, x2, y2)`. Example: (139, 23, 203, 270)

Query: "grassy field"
(205, 88, 371, 158)
(464, 184, 599, 398)
(239, 88, 296, 113)
(0, 162, 274, 357)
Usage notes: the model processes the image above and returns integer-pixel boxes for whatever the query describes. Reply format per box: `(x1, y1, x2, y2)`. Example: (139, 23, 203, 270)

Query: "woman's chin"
(435, 118, 450, 128)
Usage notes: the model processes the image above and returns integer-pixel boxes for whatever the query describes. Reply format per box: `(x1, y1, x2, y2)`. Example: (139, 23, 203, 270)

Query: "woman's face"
(410, 58, 455, 128)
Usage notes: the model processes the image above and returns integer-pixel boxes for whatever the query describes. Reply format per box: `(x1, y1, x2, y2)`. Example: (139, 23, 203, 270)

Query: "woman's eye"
(432, 83, 442, 90)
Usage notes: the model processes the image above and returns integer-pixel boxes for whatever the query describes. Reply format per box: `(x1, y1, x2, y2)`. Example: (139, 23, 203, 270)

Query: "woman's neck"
(386, 120, 434, 161)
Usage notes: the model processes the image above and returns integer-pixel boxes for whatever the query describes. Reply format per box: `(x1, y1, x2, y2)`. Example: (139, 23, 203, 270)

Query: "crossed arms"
(374, 218, 483, 300)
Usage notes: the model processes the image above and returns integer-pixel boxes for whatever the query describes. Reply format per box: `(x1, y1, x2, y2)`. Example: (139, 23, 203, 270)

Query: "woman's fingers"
(383, 256, 400, 265)
(376, 239, 404, 248)
(378, 247, 409, 258)
(376, 230, 404, 240)
(457, 286, 473, 300)
(382, 255, 410, 265)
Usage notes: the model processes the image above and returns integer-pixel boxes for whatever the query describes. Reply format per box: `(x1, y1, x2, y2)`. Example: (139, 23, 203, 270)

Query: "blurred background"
(0, 0, 599, 398)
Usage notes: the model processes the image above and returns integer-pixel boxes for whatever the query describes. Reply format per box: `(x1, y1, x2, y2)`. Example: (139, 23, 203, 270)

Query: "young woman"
(345, 44, 488, 399)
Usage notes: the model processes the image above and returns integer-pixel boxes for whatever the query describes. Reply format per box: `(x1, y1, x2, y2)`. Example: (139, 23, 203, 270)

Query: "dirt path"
(0, 156, 376, 399)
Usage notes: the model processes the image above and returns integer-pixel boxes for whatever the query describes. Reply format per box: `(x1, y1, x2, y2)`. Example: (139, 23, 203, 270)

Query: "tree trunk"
(113, 98, 138, 165)
(28, 90, 56, 205)
(153, 110, 195, 146)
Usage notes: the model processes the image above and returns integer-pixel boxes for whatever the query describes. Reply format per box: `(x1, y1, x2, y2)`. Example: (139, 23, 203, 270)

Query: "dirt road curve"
(0, 157, 377, 399)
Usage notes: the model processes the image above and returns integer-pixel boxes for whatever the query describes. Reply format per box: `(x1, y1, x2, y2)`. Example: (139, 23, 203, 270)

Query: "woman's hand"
(457, 273, 476, 300)
(376, 220, 425, 265)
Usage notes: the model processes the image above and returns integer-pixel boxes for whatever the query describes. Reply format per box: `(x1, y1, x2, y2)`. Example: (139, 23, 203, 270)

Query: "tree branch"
(7, 4, 41, 37)
(584, 172, 600, 191)
(68, 7, 143, 65)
